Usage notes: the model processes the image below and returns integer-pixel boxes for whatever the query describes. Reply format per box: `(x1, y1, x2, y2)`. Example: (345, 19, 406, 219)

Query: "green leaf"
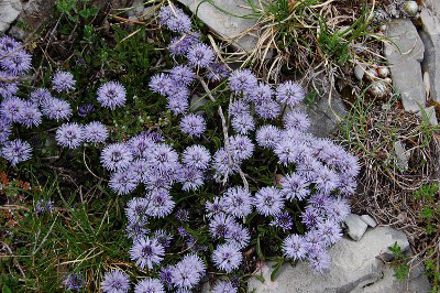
(256, 236, 265, 261)
(271, 258, 285, 281)
(255, 274, 265, 283)
(2, 285, 12, 293)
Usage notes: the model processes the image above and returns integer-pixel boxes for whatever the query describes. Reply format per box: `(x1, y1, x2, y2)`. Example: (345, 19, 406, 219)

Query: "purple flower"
(187, 43, 215, 69)
(307, 194, 332, 215)
(1, 139, 32, 166)
(282, 234, 308, 261)
(179, 166, 205, 191)
(254, 187, 284, 217)
(145, 143, 180, 176)
(55, 123, 84, 149)
(254, 99, 281, 119)
(154, 229, 173, 248)
(225, 223, 250, 249)
(207, 61, 229, 82)
(307, 247, 331, 273)
(231, 112, 254, 135)
(149, 73, 173, 96)
(84, 121, 108, 143)
(182, 144, 211, 170)
(212, 148, 237, 182)
(1, 50, 32, 75)
(109, 170, 139, 195)
(276, 81, 305, 107)
(130, 237, 165, 270)
(255, 125, 281, 149)
(270, 212, 293, 232)
(52, 71, 75, 93)
(228, 134, 254, 162)
(97, 81, 126, 109)
(29, 88, 52, 105)
(283, 110, 310, 132)
(281, 173, 310, 201)
(170, 254, 206, 290)
(205, 197, 224, 218)
(252, 82, 274, 102)
(176, 208, 190, 222)
(167, 95, 189, 115)
(78, 104, 94, 117)
(325, 197, 351, 223)
(222, 186, 253, 219)
(0, 36, 20, 54)
(17, 101, 42, 128)
(274, 139, 304, 165)
(126, 221, 150, 241)
(209, 213, 237, 239)
(63, 272, 83, 291)
(228, 100, 250, 117)
(0, 71, 18, 99)
(159, 266, 173, 290)
(180, 113, 206, 138)
(134, 278, 165, 293)
(35, 199, 54, 214)
(145, 189, 175, 218)
(101, 270, 130, 293)
(101, 143, 133, 171)
(228, 69, 257, 95)
(170, 65, 195, 86)
(129, 159, 149, 182)
(129, 133, 156, 159)
(168, 33, 200, 57)
(40, 97, 72, 121)
(158, 5, 191, 33)
(212, 243, 242, 273)
(125, 197, 149, 224)
(0, 97, 25, 122)
(0, 118, 11, 143)
(301, 208, 320, 228)
(317, 220, 342, 246)
(314, 166, 340, 194)
(212, 281, 237, 293)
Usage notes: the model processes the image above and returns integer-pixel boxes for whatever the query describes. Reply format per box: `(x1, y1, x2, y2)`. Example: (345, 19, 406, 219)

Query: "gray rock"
(354, 65, 366, 80)
(419, 8, 440, 103)
(344, 214, 368, 241)
(247, 227, 425, 293)
(127, 0, 154, 21)
(394, 141, 409, 171)
(0, 0, 22, 33)
(177, 0, 258, 52)
(360, 215, 377, 228)
(417, 106, 438, 126)
(385, 19, 426, 113)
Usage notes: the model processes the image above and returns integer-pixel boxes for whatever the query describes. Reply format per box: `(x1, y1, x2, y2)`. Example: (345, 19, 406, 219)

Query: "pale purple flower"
(154, 229, 173, 248)
(212, 281, 237, 293)
(187, 43, 215, 69)
(225, 224, 250, 249)
(317, 220, 342, 246)
(282, 234, 308, 261)
(307, 248, 331, 273)
(149, 73, 173, 96)
(276, 81, 305, 107)
(283, 110, 310, 132)
(129, 159, 150, 182)
(270, 212, 293, 231)
(84, 121, 108, 143)
(126, 221, 150, 241)
(255, 125, 281, 149)
(129, 132, 157, 159)
(228, 69, 257, 95)
(101, 143, 133, 171)
(145, 143, 180, 176)
(205, 197, 224, 218)
(212, 243, 242, 273)
(228, 100, 250, 117)
(0, 36, 20, 54)
(130, 237, 164, 270)
(231, 112, 254, 135)
(40, 97, 72, 121)
(314, 166, 340, 194)
(179, 166, 205, 191)
(29, 88, 52, 105)
(97, 81, 126, 109)
(228, 134, 254, 162)
(212, 148, 238, 183)
(109, 170, 139, 195)
(254, 99, 281, 119)
(281, 173, 310, 201)
(125, 197, 149, 224)
(52, 71, 75, 93)
(0, 97, 25, 122)
(145, 188, 175, 218)
(1, 139, 32, 166)
(252, 82, 274, 102)
(101, 270, 130, 293)
(63, 272, 83, 291)
(158, 5, 191, 33)
(78, 104, 94, 117)
(207, 61, 229, 82)
(0, 118, 11, 143)
(17, 101, 42, 128)
(1, 50, 32, 75)
(170, 254, 206, 290)
(301, 208, 320, 228)
(35, 199, 54, 214)
(0, 71, 18, 99)
(307, 194, 332, 215)
(274, 139, 303, 165)
(324, 197, 351, 223)
(209, 213, 237, 239)
(56, 123, 84, 149)
(168, 33, 200, 57)
(180, 114, 206, 138)
(254, 187, 284, 217)
(167, 95, 189, 115)
(159, 266, 173, 290)
(222, 186, 253, 219)
(182, 144, 211, 170)
(170, 65, 195, 86)
(134, 278, 165, 293)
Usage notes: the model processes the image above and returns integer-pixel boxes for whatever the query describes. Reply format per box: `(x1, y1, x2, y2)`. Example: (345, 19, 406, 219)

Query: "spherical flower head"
(17, 101, 42, 128)
(170, 254, 206, 290)
(0, 36, 21, 55)
(0, 71, 18, 99)
(228, 69, 257, 95)
(317, 219, 342, 246)
(126, 221, 150, 241)
(254, 99, 281, 119)
(1, 139, 32, 166)
(0, 96, 25, 123)
(101, 270, 130, 293)
(270, 212, 293, 232)
(274, 139, 303, 166)
(40, 97, 72, 121)
(29, 88, 52, 105)
(52, 71, 76, 93)
(125, 197, 149, 225)
(84, 121, 108, 143)
(168, 33, 200, 57)
(231, 112, 254, 135)
(207, 61, 229, 82)
(209, 213, 237, 239)
(228, 100, 250, 117)
(130, 237, 165, 270)
(180, 113, 206, 138)
(212, 281, 237, 293)
(97, 81, 126, 110)
(109, 169, 139, 195)
(256, 125, 281, 149)
(149, 73, 173, 96)
(146, 143, 180, 176)
(129, 132, 157, 159)
(282, 234, 308, 261)
(228, 134, 254, 163)
(101, 143, 133, 171)
(283, 109, 310, 132)
(254, 186, 284, 217)
(307, 247, 331, 273)
(55, 123, 84, 149)
(225, 223, 250, 249)
(222, 186, 253, 219)
(134, 278, 165, 293)
(314, 166, 340, 194)
(178, 166, 205, 191)
(205, 196, 224, 218)
(325, 197, 351, 223)
(252, 82, 274, 102)
(0, 118, 11, 144)
(35, 198, 55, 214)
(78, 103, 95, 117)
(281, 172, 310, 201)
(182, 144, 211, 170)
(187, 43, 215, 69)
(307, 194, 332, 215)
(167, 94, 189, 115)
(212, 148, 238, 183)
(158, 5, 191, 33)
(170, 65, 195, 86)
(212, 243, 243, 273)
(63, 272, 83, 291)
(153, 229, 173, 248)
(276, 81, 305, 107)
(145, 189, 175, 218)
(1, 50, 32, 75)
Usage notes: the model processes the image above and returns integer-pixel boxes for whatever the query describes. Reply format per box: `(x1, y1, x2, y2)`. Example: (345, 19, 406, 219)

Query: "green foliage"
(388, 242, 409, 281)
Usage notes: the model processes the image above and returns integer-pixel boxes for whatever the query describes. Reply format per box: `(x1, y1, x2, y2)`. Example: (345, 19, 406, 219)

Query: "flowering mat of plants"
(0, 3, 362, 293)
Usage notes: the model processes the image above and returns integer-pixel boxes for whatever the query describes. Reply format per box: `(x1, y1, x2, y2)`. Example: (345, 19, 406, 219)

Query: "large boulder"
(0, 0, 22, 33)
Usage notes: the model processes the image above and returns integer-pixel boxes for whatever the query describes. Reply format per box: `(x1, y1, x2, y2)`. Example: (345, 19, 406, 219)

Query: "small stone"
(404, 1, 419, 16)
(394, 141, 409, 171)
(344, 214, 368, 241)
(369, 81, 389, 98)
(0, 0, 22, 32)
(377, 66, 390, 78)
(365, 69, 378, 81)
(354, 65, 365, 80)
(360, 215, 377, 227)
